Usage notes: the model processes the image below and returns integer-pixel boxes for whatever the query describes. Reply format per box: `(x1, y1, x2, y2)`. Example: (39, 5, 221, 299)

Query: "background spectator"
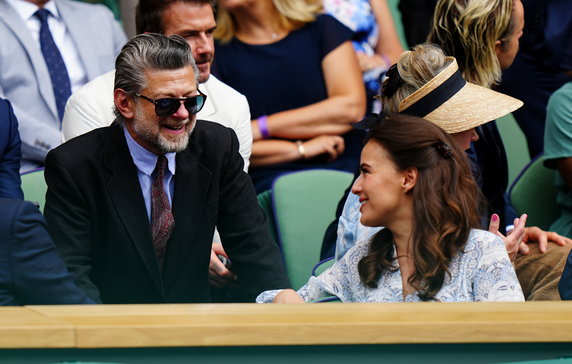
(0, 0, 126, 171)
(213, 0, 366, 193)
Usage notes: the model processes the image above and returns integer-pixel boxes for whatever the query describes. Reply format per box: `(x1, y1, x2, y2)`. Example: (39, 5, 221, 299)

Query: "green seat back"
(497, 113, 531, 185)
(508, 155, 559, 230)
(20, 169, 47, 213)
(257, 189, 278, 244)
(272, 170, 354, 289)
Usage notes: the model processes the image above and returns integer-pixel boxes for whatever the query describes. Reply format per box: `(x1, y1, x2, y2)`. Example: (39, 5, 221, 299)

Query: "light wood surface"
(0, 302, 561, 348)
(0, 307, 74, 348)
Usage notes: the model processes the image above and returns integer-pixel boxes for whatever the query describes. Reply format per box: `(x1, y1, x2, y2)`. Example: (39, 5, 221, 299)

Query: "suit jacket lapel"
(162, 138, 212, 287)
(0, 0, 58, 120)
(103, 123, 164, 294)
(56, 0, 99, 80)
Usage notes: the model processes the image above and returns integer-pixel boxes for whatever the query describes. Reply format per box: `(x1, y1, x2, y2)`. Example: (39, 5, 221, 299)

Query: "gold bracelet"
(296, 140, 306, 159)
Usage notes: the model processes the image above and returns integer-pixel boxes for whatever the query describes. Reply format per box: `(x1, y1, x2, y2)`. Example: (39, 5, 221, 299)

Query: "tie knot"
(34, 8, 51, 23)
(153, 155, 168, 179)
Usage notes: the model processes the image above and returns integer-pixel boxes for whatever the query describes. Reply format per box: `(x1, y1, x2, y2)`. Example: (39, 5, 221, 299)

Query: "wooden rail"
(1, 302, 572, 349)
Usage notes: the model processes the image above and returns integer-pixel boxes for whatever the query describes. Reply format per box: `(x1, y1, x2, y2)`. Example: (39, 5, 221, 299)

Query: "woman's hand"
(355, 52, 389, 72)
(488, 213, 527, 262)
(273, 289, 305, 303)
(301, 135, 345, 161)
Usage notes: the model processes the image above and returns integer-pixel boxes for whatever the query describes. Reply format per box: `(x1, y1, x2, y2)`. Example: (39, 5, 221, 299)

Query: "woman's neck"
(386, 206, 415, 258)
(230, 2, 288, 44)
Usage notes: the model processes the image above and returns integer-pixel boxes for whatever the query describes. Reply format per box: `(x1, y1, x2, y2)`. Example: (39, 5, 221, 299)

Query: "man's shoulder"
(203, 75, 248, 103)
(193, 119, 233, 138)
(56, 0, 114, 15)
(66, 70, 115, 116)
(0, 198, 41, 232)
(74, 70, 115, 97)
(51, 124, 115, 158)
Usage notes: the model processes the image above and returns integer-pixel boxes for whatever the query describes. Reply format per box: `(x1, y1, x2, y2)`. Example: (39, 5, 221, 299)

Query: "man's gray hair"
(114, 33, 199, 96)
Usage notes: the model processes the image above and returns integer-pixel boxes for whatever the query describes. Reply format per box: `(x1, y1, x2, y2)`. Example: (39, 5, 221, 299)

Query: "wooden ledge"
(0, 302, 569, 349)
(0, 307, 74, 348)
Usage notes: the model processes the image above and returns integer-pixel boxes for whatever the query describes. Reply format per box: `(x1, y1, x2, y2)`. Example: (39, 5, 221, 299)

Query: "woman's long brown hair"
(357, 114, 482, 300)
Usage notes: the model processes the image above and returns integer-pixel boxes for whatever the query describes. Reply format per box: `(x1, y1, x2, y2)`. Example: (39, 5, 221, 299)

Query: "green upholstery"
(499, 359, 572, 364)
(508, 154, 559, 230)
(20, 169, 47, 213)
(271, 169, 354, 289)
(497, 113, 531, 185)
(257, 189, 278, 244)
(387, 0, 408, 48)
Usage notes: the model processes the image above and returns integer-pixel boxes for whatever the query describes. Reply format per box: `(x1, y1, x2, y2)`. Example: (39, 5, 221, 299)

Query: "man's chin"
(197, 63, 210, 84)
(198, 72, 210, 84)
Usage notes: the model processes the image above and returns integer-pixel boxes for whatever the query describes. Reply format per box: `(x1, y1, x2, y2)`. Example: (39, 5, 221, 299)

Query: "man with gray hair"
(44, 34, 290, 303)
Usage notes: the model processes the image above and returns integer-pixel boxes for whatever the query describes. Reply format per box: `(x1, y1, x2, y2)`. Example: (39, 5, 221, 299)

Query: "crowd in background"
(0, 0, 571, 305)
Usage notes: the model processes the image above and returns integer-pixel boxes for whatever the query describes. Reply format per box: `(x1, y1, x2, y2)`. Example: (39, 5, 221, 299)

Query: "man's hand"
(520, 227, 572, 254)
(209, 242, 237, 287)
(488, 213, 527, 262)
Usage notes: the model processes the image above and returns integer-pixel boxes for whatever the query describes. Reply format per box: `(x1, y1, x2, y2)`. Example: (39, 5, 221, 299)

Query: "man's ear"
(402, 167, 418, 193)
(114, 89, 135, 120)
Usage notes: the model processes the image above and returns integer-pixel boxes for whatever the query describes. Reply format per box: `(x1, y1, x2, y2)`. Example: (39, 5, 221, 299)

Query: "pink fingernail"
(492, 214, 499, 222)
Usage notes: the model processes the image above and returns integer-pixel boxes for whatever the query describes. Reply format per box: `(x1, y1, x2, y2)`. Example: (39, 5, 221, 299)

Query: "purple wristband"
(381, 54, 391, 68)
(257, 115, 270, 139)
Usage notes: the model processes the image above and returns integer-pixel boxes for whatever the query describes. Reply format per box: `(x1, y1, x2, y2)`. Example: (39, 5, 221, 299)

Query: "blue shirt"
(123, 126, 176, 221)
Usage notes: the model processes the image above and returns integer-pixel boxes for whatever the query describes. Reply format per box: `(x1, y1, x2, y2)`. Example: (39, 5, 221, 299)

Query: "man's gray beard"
(133, 112, 193, 153)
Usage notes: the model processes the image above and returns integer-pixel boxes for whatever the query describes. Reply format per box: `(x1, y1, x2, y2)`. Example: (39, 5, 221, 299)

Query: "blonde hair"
(381, 44, 452, 116)
(428, 0, 517, 87)
(215, 0, 323, 43)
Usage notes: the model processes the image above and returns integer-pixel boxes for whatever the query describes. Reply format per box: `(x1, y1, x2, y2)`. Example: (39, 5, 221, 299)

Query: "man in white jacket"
(62, 0, 252, 171)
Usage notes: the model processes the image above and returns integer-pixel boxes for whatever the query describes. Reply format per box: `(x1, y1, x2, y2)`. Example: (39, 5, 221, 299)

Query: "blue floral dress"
(324, 0, 387, 98)
(257, 229, 524, 302)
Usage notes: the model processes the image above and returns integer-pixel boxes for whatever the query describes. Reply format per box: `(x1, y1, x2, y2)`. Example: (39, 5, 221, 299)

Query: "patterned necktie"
(151, 155, 175, 269)
(34, 9, 71, 122)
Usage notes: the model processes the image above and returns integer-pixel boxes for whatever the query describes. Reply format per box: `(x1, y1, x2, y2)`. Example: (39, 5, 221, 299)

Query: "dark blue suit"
(560, 250, 572, 300)
(0, 98, 23, 199)
(0, 198, 94, 305)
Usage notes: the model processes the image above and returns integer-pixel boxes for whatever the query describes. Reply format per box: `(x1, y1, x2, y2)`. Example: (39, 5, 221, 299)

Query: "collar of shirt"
(123, 126, 176, 177)
(6, 0, 60, 22)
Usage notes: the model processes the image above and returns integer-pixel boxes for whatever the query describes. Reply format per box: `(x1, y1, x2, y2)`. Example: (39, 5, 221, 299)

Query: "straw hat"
(397, 58, 523, 134)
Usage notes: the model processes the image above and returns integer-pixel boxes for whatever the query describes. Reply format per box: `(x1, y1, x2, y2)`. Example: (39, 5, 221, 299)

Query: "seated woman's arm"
(371, 0, 405, 64)
(250, 136, 345, 167)
(251, 41, 366, 141)
(257, 241, 370, 303)
(472, 231, 525, 302)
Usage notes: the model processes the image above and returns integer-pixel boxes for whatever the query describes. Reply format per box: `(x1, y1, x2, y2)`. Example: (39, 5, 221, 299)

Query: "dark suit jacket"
(470, 122, 516, 234)
(560, 249, 572, 300)
(0, 99, 23, 199)
(0, 198, 93, 305)
(44, 120, 290, 304)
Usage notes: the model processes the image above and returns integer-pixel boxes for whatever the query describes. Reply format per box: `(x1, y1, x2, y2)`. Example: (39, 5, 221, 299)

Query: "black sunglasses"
(135, 89, 207, 116)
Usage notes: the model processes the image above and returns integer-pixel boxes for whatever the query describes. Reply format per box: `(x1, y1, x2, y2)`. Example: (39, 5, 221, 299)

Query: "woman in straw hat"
(429, 0, 572, 299)
(318, 44, 565, 302)
(331, 44, 529, 261)
(257, 113, 524, 303)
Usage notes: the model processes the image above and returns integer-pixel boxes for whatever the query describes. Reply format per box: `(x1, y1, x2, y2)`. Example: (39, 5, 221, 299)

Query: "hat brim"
(398, 59, 523, 134)
(421, 82, 523, 134)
